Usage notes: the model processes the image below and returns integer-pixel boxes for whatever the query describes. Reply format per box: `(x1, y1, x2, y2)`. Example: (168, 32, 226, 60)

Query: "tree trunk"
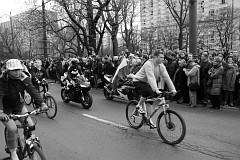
(112, 35, 118, 56)
(178, 28, 183, 50)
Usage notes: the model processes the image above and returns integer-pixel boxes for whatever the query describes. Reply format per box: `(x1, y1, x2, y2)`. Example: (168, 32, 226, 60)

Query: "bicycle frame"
(5, 112, 42, 159)
(142, 97, 170, 124)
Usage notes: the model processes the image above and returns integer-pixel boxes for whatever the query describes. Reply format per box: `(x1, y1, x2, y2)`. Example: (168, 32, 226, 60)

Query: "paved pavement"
(0, 82, 239, 160)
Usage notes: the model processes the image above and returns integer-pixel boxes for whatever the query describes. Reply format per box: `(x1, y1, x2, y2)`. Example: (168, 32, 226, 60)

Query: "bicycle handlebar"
(9, 109, 42, 120)
(157, 91, 174, 98)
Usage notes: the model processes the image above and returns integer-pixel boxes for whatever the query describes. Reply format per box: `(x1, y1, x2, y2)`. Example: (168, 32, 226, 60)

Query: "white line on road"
(82, 114, 129, 130)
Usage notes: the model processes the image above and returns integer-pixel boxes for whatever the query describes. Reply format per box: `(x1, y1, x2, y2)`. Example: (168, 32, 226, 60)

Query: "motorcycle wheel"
(61, 88, 70, 103)
(81, 92, 93, 109)
(103, 88, 114, 100)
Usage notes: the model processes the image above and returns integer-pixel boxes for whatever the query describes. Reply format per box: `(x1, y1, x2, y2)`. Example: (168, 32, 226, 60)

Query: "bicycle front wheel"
(157, 110, 186, 145)
(126, 100, 144, 129)
(29, 145, 47, 160)
(45, 95, 57, 119)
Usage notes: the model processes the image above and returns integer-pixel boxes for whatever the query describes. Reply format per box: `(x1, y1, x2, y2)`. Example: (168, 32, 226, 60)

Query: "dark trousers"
(209, 94, 221, 108)
(224, 91, 234, 105)
(199, 80, 209, 103)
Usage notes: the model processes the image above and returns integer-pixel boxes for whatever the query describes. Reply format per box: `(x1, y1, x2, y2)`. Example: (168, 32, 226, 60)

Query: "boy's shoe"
(138, 107, 145, 114)
(149, 120, 157, 129)
(132, 108, 139, 116)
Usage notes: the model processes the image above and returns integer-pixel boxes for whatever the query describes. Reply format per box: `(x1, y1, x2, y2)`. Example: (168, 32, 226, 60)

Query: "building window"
(209, 9, 214, 16)
(221, 0, 225, 4)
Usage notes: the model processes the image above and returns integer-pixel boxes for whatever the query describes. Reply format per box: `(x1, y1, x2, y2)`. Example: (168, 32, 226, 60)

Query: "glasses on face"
(158, 56, 164, 59)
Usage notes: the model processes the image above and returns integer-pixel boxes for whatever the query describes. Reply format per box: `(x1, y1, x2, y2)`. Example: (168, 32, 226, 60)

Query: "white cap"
(6, 59, 23, 70)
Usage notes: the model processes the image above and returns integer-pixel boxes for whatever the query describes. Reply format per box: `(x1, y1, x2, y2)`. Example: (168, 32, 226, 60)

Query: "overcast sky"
(0, 0, 240, 22)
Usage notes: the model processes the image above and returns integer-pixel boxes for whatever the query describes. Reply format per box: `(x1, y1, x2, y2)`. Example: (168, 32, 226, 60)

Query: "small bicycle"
(126, 91, 186, 145)
(24, 79, 57, 119)
(4, 109, 47, 160)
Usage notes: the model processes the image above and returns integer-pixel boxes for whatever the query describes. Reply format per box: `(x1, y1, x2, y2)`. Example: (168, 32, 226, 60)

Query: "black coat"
(173, 67, 188, 91)
(0, 73, 43, 112)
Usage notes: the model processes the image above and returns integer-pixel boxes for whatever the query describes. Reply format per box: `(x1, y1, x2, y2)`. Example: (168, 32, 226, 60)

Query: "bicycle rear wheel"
(156, 110, 186, 145)
(45, 95, 57, 119)
(126, 100, 144, 129)
(29, 145, 46, 160)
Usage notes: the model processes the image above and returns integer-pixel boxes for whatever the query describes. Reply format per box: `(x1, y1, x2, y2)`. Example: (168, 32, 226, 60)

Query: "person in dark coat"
(173, 59, 189, 103)
(199, 52, 212, 106)
(92, 56, 102, 89)
(102, 57, 115, 76)
(165, 50, 178, 80)
(0, 59, 48, 160)
(207, 56, 224, 110)
(222, 56, 237, 107)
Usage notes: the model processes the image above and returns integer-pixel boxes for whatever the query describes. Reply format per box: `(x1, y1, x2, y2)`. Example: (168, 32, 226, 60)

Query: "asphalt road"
(0, 83, 240, 160)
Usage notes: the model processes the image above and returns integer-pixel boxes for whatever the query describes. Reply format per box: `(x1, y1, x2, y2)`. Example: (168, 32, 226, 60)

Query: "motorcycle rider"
(0, 59, 48, 160)
(65, 58, 84, 95)
(128, 50, 177, 129)
(31, 59, 48, 92)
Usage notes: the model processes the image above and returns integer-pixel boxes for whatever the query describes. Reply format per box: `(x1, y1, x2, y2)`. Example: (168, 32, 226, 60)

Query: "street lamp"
(10, 12, 15, 53)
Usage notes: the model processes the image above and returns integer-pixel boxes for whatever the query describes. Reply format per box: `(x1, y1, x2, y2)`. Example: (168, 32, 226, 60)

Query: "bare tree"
(204, 7, 240, 54)
(163, 0, 189, 50)
(54, 0, 110, 55)
(103, 0, 125, 56)
(121, 0, 139, 53)
(141, 27, 156, 55)
(157, 27, 178, 50)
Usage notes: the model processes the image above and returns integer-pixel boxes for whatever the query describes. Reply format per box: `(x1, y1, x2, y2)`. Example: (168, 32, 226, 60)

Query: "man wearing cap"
(0, 59, 48, 160)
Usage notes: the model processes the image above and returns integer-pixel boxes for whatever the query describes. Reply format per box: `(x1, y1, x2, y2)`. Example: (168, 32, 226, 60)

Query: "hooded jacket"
(0, 72, 43, 113)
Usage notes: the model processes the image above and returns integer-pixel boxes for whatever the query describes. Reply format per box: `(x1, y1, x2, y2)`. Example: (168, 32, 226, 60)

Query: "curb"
(221, 106, 240, 110)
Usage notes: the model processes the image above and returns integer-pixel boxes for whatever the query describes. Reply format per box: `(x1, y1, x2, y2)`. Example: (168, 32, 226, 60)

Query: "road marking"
(82, 114, 129, 129)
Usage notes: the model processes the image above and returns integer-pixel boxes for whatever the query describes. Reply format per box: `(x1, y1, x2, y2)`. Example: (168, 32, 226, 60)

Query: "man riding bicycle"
(128, 50, 177, 129)
(31, 59, 48, 92)
(0, 59, 48, 160)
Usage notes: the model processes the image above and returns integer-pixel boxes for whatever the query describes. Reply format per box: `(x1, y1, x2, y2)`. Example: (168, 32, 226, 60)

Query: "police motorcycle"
(103, 74, 140, 101)
(60, 71, 93, 109)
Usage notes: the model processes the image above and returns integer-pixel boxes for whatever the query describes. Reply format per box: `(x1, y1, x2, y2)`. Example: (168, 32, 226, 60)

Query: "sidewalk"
(170, 100, 240, 111)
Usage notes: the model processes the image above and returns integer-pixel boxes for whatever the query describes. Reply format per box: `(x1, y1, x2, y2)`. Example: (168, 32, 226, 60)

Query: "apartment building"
(0, 10, 58, 59)
(140, 0, 240, 52)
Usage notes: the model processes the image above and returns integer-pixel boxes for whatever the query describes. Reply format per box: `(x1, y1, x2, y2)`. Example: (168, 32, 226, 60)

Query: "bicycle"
(24, 79, 57, 119)
(126, 91, 186, 145)
(4, 108, 47, 160)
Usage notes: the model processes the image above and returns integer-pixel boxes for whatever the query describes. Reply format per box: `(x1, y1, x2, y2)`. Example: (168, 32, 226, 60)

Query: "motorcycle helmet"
(71, 58, 79, 66)
(71, 68, 79, 75)
(113, 56, 118, 62)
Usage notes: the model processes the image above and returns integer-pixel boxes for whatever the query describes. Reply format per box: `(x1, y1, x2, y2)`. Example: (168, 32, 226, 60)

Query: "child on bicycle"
(0, 59, 48, 160)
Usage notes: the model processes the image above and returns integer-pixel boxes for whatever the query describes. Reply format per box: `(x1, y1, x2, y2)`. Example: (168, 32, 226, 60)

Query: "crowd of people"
(1, 48, 239, 110)
(0, 48, 239, 159)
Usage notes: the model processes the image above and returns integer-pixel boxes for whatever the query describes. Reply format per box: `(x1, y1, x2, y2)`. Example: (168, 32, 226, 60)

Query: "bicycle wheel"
(156, 110, 186, 145)
(24, 91, 32, 105)
(126, 100, 144, 129)
(45, 95, 57, 119)
(29, 145, 46, 160)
